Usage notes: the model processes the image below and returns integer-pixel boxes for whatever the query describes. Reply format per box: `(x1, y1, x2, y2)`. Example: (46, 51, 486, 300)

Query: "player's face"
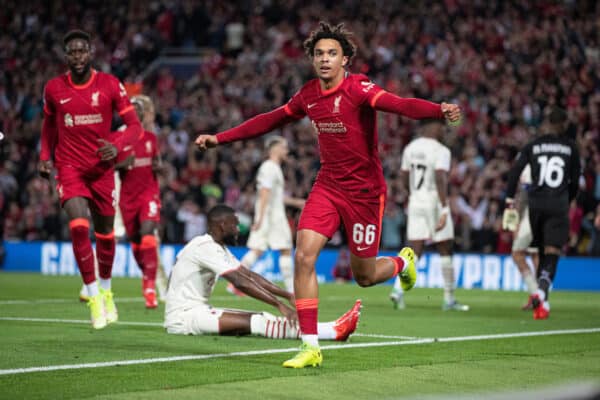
(65, 38, 92, 77)
(425, 122, 445, 140)
(312, 39, 348, 83)
(144, 105, 156, 126)
(221, 214, 240, 246)
(274, 141, 289, 160)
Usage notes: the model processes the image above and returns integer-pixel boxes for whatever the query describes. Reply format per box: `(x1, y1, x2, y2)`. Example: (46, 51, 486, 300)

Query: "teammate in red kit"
(116, 95, 162, 309)
(38, 30, 142, 329)
(196, 22, 461, 367)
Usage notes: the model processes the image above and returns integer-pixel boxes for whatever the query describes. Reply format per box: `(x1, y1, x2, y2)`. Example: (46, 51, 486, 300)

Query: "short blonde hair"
(131, 95, 154, 120)
(264, 135, 287, 150)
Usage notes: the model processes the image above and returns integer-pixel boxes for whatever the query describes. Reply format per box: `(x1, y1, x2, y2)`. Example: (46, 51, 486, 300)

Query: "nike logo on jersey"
(307, 103, 317, 109)
(60, 98, 72, 104)
(357, 245, 371, 251)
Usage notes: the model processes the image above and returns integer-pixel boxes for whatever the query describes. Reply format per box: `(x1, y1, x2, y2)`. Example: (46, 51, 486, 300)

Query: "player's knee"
(294, 249, 317, 270)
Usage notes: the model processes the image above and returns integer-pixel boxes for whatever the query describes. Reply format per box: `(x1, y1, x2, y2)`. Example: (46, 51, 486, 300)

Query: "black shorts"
(528, 206, 569, 249)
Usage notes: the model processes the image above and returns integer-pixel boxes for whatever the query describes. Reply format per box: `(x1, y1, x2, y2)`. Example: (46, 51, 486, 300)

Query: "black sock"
(538, 254, 559, 300)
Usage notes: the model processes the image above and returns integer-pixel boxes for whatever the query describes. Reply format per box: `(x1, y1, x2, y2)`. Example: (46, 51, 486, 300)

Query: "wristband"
(440, 205, 449, 215)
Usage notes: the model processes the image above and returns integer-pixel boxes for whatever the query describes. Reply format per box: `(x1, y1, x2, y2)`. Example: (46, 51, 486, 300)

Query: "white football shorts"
(406, 202, 454, 243)
(246, 215, 292, 251)
(165, 305, 224, 335)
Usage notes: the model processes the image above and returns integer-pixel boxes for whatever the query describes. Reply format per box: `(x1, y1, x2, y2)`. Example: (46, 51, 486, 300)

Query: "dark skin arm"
(114, 154, 134, 171)
(96, 138, 118, 161)
(152, 154, 165, 175)
(222, 267, 297, 323)
(434, 169, 449, 230)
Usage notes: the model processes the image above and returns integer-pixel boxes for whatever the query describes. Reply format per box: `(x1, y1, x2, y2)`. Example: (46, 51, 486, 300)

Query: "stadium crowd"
(1, 0, 600, 256)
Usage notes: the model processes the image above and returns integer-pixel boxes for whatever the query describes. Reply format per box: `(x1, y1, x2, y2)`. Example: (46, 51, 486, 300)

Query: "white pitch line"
(0, 298, 143, 305)
(0, 295, 350, 305)
(353, 333, 420, 340)
(1, 327, 599, 376)
(0, 317, 163, 327)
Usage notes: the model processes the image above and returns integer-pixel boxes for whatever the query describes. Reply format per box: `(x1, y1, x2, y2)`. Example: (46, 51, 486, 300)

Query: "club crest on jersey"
(332, 95, 342, 114)
(64, 113, 74, 127)
(145, 140, 152, 154)
(91, 91, 100, 107)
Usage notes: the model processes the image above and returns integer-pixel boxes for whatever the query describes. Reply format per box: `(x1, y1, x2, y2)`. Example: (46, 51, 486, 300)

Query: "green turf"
(1, 272, 599, 399)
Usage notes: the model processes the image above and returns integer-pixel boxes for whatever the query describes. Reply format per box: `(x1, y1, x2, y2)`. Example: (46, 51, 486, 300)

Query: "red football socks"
(388, 256, 406, 275)
(139, 234, 158, 284)
(296, 298, 319, 335)
(69, 218, 96, 284)
(95, 230, 115, 280)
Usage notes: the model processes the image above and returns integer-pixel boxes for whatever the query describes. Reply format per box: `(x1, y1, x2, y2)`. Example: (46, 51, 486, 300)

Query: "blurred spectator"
(331, 247, 353, 283)
(176, 199, 207, 242)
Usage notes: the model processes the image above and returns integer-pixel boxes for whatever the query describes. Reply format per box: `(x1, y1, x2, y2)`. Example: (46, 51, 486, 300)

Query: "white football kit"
(402, 137, 454, 242)
(164, 234, 241, 335)
(246, 159, 292, 251)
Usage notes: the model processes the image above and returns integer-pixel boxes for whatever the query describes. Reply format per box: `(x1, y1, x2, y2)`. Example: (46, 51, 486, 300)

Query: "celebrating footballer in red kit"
(196, 22, 462, 368)
(38, 29, 143, 329)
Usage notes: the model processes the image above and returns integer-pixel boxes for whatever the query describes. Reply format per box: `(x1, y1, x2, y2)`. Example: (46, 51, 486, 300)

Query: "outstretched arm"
(196, 106, 298, 150)
(372, 91, 461, 123)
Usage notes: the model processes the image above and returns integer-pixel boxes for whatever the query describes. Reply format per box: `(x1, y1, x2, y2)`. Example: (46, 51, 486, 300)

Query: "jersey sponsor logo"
(307, 103, 317, 109)
(332, 95, 342, 114)
(91, 91, 100, 107)
(133, 157, 152, 168)
(64, 113, 74, 127)
(73, 114, 103, 125)
(59, 98, 72, 104)
(312, 120, 347, 134)
(357, 245, 371, 251)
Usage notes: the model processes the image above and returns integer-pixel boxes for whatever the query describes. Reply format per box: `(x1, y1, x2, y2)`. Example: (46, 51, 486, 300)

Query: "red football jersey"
(42, 69, 135, 174)
(284, 73, 387, 195)
(118, 130, 160, 204)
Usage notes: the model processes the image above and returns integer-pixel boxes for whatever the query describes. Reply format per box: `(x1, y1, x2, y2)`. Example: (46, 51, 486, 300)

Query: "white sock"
(99, 278, 111, 291)
(279, 254, 294, 293)
(240, 250, 259, 269)
(536, 288, 546, 302)
(250, 313, 335, 341)
(441, 256, 455, 304)
(317, 322, 336, 340)
(523, 272, 538, 294)
(86, 281, 100, 297)
(301, 334, 319, 348)
(250, 312, 300, 339)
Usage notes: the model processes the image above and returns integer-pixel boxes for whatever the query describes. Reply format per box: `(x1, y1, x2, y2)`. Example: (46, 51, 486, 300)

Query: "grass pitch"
(1, 272, 599, 399)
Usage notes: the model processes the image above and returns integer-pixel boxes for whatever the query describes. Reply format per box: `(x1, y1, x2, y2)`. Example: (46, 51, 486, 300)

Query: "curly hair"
(303, 22, 357, 63)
